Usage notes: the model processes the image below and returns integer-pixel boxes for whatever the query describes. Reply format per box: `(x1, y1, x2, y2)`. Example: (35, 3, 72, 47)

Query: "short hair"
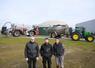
(55, 37, 60, 40)
(45, 38, 49, 40)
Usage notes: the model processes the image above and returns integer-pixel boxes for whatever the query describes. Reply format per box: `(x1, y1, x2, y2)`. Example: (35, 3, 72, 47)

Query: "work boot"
(61, 66, 64, 68)
(56, 65, 59, 68)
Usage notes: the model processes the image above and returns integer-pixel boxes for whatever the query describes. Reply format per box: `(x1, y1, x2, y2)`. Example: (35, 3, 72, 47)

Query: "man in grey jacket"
(24, 37, 39, 68)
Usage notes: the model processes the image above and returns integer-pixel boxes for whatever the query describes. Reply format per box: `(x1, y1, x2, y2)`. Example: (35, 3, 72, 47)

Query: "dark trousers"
(27, 58, 36, 68)
(42, 57, 51, 68)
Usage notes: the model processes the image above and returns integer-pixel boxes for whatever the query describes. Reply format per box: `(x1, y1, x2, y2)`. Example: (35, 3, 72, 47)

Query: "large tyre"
(85, 35, 94, 42)
(13, 30, 21, 37)
(71, 32, 80, 41)
(50, 33, 56, 38)
(28, 31, 35, 37)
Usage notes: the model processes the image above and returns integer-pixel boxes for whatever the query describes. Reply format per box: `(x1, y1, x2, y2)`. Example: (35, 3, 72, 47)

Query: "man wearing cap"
(53, 38, 64, 68)
(40, 38, 53, 68)
(24, 37, 39, 68)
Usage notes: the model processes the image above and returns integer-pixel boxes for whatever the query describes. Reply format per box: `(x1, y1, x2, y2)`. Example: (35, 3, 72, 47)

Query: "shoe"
(56, 65, 59, 68)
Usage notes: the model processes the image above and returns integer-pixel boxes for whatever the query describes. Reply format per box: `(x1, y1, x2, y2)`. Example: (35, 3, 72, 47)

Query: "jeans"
(55, 56, 64, 68)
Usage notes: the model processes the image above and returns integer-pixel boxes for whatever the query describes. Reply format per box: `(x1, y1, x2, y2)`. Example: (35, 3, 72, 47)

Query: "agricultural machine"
(47, 25, 94, 42)
(1, 22, 15, 36)
(47, 24, 69, 38)
(1, 22, 36, 37)
(71, 27, 94, 42)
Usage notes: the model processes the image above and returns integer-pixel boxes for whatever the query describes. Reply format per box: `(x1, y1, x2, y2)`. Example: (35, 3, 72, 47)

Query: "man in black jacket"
(40, 38, 53, 68)
(53, 38, 64, 68)
(24, 37, 39, 68)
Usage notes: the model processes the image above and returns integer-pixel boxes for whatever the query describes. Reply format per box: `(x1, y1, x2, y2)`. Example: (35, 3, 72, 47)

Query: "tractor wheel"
(28, 31, 35, 36)
(85, 35, 94, 42)
(50, 33, 56, 38)
(71, 32, 80, 41)
(13, 30, 21, 37)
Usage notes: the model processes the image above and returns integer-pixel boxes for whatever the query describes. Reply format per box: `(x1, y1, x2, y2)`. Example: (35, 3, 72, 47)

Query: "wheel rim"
(88, 37, 93, 41)
(30, 32, 34, 36)
(52, 33, 55, 38)
(14, 31, 20, 36)
(73, 34, 79, 40)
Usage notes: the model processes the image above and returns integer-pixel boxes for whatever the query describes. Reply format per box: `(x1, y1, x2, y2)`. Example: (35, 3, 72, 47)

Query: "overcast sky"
(0, 0, 95, 28)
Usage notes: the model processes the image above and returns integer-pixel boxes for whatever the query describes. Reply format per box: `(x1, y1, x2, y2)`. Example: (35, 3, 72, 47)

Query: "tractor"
(1, 22, 34, 37)
(71, 27, 94, 42)
(1, 22, 13, 36)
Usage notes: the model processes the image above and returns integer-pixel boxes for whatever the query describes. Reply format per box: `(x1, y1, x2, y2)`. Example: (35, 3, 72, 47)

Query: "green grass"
(0, 37, 95, 68)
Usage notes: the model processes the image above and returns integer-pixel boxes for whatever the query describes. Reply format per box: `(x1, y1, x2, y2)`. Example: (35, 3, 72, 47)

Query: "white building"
(38, 20, 68, 27)
(76, 19, 95, 33)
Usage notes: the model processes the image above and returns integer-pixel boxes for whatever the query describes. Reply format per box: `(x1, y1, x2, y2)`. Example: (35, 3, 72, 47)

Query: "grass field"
(0, 37, 95, 68)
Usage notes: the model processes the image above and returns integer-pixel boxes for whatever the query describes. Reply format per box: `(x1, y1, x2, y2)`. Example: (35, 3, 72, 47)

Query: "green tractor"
(71, 27, 94, 42)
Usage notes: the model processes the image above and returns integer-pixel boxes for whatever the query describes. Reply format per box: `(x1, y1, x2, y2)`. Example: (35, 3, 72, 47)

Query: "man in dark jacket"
(25, 37, 39, 68)
(53, 38, 64, 68)
(40, 38, 53, 68)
